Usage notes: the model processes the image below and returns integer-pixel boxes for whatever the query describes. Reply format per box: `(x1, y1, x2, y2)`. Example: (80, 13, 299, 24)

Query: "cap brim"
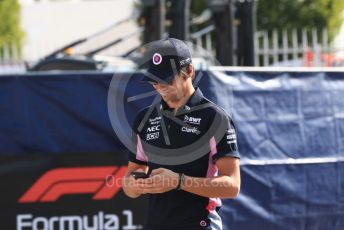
(141, 68, 175, 84)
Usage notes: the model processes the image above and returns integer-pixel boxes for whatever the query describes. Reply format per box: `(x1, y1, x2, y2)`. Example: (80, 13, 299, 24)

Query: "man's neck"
(166, 86, 195, 113)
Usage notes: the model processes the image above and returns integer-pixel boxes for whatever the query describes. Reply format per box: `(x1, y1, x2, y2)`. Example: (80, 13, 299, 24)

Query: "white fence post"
(254, 31, 261, 66)
(311, 28, 320, 66)
(263, 31, 269, 66)
(254, 27, 335, 67)
(322, 28, 328, 53)
(282, 29, 288, 62)
(302, 28, 309, 66)
(272, 30, 279, 65)
(292, 29, 298, 61)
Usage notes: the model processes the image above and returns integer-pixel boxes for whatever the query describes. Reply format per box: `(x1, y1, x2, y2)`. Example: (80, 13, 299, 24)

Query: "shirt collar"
(160, 87, 203, 111)
(184, 87, 203, 108)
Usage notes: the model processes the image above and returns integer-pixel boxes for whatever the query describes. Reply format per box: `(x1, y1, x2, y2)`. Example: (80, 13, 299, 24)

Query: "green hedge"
(0, 0, 24, 59)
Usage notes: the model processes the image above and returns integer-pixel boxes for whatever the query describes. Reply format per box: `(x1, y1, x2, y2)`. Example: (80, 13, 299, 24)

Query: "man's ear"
(181, 65, 194, 80)
(187, 65, 195, 80)
(186, 65, 193, 75)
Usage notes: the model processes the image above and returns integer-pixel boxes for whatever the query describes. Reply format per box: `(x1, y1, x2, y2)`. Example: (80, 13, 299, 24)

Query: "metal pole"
(209, 0, 236, 66)
(169, 0, 191, 40)
(142, 0, 165, 43)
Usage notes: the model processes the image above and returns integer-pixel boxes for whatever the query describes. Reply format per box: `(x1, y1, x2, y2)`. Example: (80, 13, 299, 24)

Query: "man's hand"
(138, 168, 179, 194)
(122, 169, 148, 198)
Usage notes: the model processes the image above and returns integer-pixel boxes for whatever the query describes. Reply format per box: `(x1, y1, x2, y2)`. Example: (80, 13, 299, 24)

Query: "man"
(122, 38, 240, 230)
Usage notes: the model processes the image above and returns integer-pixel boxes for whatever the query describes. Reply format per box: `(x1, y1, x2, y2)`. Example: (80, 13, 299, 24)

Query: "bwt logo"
(19, 166, 127, 203)
(183, 115, 201, 125)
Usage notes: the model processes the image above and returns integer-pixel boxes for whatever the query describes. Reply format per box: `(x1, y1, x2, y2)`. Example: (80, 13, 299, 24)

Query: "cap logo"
(180, 58, 191, 66)
(152, 53, 162, 65)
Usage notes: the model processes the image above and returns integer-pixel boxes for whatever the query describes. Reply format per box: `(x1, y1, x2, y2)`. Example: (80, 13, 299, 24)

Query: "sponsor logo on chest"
(146, 118, 161, 140)
(146, 132, 159, 140)
(149, 117, 161, 125)
(181, 126, 200, 135)
(147, 125, 160, 133)
(183, 115, 202, 125)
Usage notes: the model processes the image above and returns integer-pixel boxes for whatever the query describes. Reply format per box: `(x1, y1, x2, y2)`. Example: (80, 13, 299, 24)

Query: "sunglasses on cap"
(147, 80, 173, 86)
(147, 81, 159, 86)
(147, 77, 176, 86)
(147, 69, 189, 86)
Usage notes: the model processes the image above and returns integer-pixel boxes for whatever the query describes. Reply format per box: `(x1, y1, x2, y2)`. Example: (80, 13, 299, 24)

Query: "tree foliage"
(257, 0, 344, 41)
(0, 0, 24, 58)
(188, 0, 344, 42)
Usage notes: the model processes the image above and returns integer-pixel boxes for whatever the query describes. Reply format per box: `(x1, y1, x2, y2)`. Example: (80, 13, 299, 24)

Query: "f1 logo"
(19, 166, 127, 203)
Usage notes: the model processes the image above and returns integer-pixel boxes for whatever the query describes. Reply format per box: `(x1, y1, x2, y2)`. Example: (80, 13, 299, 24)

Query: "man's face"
(151, 73, 186, 103)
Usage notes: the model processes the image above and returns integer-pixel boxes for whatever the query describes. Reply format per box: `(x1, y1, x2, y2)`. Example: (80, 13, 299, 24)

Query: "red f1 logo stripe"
(93, 166, 127, 200)
(19, 166, 127, 203)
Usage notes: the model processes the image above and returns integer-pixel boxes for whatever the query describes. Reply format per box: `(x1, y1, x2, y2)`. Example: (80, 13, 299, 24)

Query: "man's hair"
(180, 64, 194, 80)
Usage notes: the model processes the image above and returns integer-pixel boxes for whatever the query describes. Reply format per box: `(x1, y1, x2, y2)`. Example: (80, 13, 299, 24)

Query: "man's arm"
(138, 157, 240, 198)
(181, 157, 240, 198)
(122, 162, 149, 198)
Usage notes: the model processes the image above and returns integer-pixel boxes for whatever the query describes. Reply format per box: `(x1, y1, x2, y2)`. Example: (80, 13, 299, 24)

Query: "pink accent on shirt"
(207, 137, 218, 177)
(136, 135, 148, 162)
(207, 137, 222, 213)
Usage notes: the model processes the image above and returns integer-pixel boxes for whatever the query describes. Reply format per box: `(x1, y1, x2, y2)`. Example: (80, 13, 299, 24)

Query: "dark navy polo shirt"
(128, 88, 240, 230)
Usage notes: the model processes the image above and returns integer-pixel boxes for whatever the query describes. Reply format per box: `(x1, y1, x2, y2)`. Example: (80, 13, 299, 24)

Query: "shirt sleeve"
(128, 112, 148, 165)
(210, 115, 240, 161)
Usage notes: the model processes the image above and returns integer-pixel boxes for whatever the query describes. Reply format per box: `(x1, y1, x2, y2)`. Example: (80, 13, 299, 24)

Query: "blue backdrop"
(0, 69, 343, 230)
